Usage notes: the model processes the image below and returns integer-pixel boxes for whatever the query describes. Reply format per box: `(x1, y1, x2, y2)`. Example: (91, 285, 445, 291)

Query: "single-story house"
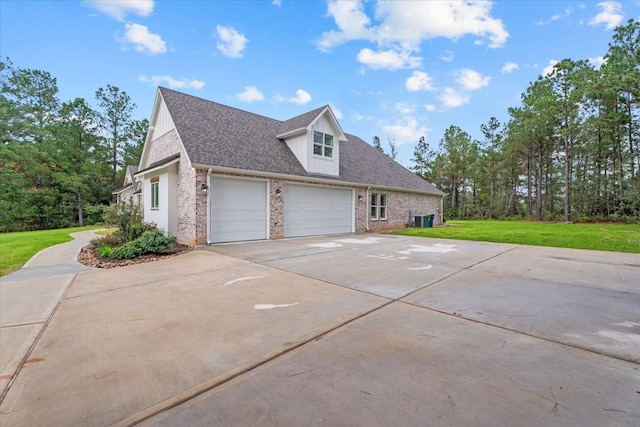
(112, 165, 141, 205)
(135, 87, 444, 246)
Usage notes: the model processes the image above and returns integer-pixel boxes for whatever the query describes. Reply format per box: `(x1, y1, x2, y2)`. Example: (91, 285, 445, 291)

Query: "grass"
(393, 220, 640, 254)
(0, 225, 103, 277)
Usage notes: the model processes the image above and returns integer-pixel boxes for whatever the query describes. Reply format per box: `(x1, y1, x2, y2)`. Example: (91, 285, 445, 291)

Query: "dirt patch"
(77, 243, 193, 269)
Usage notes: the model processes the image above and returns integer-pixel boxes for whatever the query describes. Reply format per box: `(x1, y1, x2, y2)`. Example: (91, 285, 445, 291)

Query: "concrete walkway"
(0, 233, 638, 426)
(0, 230, 100, 398)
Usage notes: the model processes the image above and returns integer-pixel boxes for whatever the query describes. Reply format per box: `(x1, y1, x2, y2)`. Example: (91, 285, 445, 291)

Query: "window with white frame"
(370, 192, 387, 220)
(313, 131, 333, 158)
(151, 177, 159, 209)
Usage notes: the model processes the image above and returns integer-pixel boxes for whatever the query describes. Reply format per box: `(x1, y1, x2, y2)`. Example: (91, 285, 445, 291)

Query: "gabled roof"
(157, 87, 443, 195)
(277, 105, 328, 137)
(113, 165, 141, 195)
(126, 165, 140, 193)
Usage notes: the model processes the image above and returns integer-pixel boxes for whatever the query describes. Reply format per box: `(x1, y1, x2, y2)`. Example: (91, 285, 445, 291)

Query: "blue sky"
(1, 0, 638, 166)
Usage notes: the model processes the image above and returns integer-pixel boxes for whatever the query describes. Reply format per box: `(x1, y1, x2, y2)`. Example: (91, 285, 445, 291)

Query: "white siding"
(281, 111, 340, 176)
(309, 114, 339, 176)
(144, 164, 178, 237)
(284, 133, 308, 169)
(151, 99, 176, 140)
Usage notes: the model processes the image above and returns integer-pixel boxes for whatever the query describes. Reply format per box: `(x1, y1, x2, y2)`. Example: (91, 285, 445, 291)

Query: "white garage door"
(210, 176, 267, 243)
(284, 184, 353, 238)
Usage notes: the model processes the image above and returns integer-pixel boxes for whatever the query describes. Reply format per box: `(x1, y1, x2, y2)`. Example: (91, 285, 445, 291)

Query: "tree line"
(0, 59, 147, 232)
(3, 21, 639, 232)
(412, 19, 640, 223)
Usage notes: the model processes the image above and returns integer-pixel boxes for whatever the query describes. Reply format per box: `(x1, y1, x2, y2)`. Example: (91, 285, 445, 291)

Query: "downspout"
(206, 168, 212, 244)
(365, 186, 371, 232)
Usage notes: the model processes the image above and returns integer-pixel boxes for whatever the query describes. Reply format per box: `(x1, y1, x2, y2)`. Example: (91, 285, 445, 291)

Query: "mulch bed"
(77, 243, 193, 269)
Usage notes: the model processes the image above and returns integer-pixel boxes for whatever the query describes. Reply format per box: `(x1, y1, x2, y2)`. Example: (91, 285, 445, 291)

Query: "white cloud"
(394, 102, 416, 115)
(501, 61, 519, 74)
(216, 25, 248, 58)
(85, 0, 154, 21)
(287, 89, 312, 105)
(552, 7, 573, 21)
(542, 59, 559, 76)
(438, 87, 469, 108)
(405, 71, 434, 92)
(589, 56, 606, 69)
(356, 48, 422, 70)
(537, 7, 573, 25)
(440, 50, 454, 62)
(272, 0, 282, 6)
(456, 68, 490, 90)
(425, 104, 437, 112)
(235, 86, 264, 102)
(380, 116, 429, 146)
(317, 0, 509, 54)
(138, 75, 204, 89)
(316, 0, 373, 52)
(118, 23, 166, 55)
(590, 1, 624, 30)
(352, 111, 373, 121)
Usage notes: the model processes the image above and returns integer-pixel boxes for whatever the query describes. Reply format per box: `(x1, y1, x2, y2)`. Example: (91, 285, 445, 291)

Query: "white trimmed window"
(370, 192, 387, 220)
(313, 131, 334, 158)
(151, 177, 159, 210)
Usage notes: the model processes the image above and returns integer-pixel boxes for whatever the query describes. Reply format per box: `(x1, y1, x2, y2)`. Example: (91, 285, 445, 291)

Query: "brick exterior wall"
(194, 170, 208, 245)
(354, 188, 368, 233)
(143, 130, 199, 246)
(366, 190, 441, 233)
(269, 178, 285, 239)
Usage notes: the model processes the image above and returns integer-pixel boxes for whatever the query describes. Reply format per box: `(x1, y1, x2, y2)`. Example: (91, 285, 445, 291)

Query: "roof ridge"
(159, 86, 328, 126)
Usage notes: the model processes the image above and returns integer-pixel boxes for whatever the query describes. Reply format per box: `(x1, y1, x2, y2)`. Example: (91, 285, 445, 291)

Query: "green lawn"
(0, 226, 102, 277)
(393, 220, 640, 254)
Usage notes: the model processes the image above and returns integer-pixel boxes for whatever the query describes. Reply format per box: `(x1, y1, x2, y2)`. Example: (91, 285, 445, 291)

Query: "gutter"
(190, 164, 445, 197)
(365, 186, 371, 232)
(206, 168, 212, 244)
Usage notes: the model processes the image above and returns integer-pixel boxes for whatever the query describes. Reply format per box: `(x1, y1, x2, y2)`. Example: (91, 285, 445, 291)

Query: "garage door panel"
(284, 184, 353, 238)
(211, 177, 267, 243)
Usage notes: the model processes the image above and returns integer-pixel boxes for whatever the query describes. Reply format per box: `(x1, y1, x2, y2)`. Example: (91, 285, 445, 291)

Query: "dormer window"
(313, 131, 333, 158)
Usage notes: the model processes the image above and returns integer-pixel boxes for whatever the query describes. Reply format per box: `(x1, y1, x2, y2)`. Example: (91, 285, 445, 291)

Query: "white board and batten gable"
(150, 97, 176, 141)
(277, 107, 346, 177)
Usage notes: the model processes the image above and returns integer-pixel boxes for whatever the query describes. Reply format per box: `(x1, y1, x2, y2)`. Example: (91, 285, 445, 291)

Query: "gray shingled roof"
(126, 165, 140, 192)
(278, 106, 328, 136)
(159, 87, 443, 195)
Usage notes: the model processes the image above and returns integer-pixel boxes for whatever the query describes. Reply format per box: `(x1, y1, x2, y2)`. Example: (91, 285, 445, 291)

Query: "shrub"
(97, 244, 113, 258)
(136, 230, 176, 253)
(110, 231, 176, 260)
(92, 232, 122, 247)
(103, 201, 153, 243)
(84, 203, 107, 225)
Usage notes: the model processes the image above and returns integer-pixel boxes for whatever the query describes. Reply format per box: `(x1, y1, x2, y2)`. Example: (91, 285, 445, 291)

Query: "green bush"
(84, 203, 107, 225)
(136, 230, 176, 253)
(110, 242, 139, 259)
(110, 231, 176, 260)
(92, 232, 122, 247)
(97, 244, 113, 258)
(103, 201, 155, 243)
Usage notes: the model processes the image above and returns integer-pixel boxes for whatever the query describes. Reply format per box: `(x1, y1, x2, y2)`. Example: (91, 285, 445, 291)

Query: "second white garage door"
(210, 176, 267, 243)
(284, 184, 353, 238)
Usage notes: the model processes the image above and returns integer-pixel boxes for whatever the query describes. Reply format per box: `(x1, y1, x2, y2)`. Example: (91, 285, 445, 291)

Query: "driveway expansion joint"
(0, 273, 78, 404)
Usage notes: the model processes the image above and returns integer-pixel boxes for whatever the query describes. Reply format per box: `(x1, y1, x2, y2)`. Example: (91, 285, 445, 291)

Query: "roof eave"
(191, 163, 444, 196)
(276, 127, 307, 139)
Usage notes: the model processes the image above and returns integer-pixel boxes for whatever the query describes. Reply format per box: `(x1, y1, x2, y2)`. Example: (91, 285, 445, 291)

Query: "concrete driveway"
(1, 233, 638, 426)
